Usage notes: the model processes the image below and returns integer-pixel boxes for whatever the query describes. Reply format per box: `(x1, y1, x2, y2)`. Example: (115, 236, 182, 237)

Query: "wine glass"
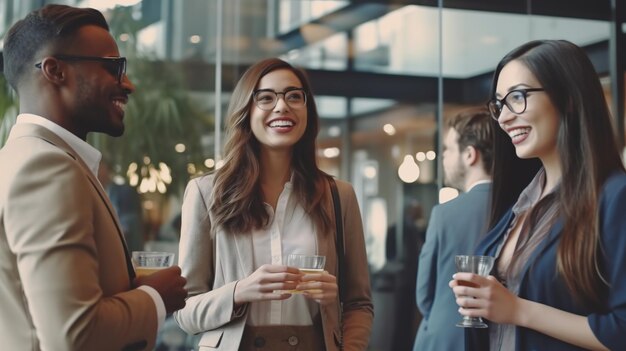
(455, 255, 495, 328)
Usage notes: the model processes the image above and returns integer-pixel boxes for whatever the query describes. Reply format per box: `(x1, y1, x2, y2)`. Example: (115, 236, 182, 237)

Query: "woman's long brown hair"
(210, 58, 333, 236)
(488, 40, 624, 309)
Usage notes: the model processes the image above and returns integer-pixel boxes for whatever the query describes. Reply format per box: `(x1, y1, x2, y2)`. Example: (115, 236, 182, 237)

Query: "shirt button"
(254, 336, 265, 347)
(288, 335, 299, 346)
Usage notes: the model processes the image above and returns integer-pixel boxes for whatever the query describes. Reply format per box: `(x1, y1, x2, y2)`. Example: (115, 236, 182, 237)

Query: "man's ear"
(39, 57, 66, 85)
(464, 145, 479, 166)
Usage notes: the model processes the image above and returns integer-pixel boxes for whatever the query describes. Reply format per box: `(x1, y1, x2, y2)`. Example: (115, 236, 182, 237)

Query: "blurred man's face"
(442, 127, 467, 191)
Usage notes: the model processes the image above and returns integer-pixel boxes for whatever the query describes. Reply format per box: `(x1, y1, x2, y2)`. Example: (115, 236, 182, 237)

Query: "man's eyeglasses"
(35, 55, 127, 83)
(487, 88, 545, 121)
(252, 88, 307, 111)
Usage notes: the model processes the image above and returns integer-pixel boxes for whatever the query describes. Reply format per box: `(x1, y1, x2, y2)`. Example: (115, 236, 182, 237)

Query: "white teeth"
(509, 127, 530, 138)
(269, 120, 294, 128)
(113, 100, 126, 112)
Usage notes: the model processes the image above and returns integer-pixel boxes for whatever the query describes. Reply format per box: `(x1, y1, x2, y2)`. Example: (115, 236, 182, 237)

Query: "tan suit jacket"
(175, 174, 373, 350)
(0, 123, 157, 351)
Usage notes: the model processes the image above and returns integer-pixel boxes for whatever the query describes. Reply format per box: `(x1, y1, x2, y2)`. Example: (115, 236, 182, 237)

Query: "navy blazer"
(467, 172, 626, 351)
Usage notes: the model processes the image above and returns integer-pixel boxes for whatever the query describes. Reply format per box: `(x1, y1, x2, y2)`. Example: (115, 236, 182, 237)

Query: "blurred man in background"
(414, 108, 494, 351)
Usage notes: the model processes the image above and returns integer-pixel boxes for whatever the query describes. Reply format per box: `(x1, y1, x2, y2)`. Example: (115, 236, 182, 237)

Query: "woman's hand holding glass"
(285, 254, 337, 305)
(449, 271, 523, 326)
(298, 271, 338, 305)
(233, 264, 303, 306)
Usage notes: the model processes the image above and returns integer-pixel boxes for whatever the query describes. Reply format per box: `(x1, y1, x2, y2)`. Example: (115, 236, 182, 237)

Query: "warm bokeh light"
(189, 35, 202, 44)
(363, 165, 377, 179)
(383, 123, 396, 136)
(187, 163, 196, 174)
(439, 187, 460, 204)
(415, 152, 426, 162)
(398, 155, 419, 183)
(323, 147, 341, 158)
(128, 162, 172, 194)
(426, 150, 436, 160)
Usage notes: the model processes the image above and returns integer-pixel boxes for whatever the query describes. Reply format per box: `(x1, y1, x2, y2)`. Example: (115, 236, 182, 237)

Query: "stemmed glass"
(455, 255, 495, 328)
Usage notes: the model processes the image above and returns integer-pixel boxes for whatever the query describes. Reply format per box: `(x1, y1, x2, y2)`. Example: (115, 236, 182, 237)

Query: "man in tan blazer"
(0, 5, 187, 350)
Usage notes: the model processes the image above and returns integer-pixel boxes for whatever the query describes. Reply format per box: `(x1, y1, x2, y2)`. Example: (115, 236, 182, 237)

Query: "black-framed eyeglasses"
(252, 88, 307, 111)
(487, 88, 545, 120)
(35, 55, 127, 83)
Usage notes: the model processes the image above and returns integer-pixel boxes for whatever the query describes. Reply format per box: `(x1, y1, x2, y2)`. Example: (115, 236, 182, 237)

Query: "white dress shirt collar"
(16, 113, 102, 177)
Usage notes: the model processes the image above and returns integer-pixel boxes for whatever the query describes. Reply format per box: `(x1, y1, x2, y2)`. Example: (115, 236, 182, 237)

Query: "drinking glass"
(132, 251, 175, 277)
(455, 255, 495, 328)
(285, 254, 326, 293)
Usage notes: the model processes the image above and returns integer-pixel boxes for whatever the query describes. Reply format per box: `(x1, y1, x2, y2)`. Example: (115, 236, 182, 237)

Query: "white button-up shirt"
(248, 181, 321, 326)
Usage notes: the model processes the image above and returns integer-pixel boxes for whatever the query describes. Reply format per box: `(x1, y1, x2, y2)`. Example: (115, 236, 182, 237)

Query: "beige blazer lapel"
(8, 123, 135, 278)
(232, 231, 255, 276)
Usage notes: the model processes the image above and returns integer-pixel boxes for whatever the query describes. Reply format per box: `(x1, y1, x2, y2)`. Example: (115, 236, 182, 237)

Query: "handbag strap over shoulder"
(329, 178, 345, 303)
(329, 177, 345, 350)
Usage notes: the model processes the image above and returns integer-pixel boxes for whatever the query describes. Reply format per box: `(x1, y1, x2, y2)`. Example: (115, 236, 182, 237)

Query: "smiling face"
(250, 68, 308, 153)
(495, 60, 560, 164)
(63, 25, 134, 139)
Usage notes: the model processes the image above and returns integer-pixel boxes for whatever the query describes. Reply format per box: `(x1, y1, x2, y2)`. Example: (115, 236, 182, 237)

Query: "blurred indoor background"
(1, 1, 624, 350)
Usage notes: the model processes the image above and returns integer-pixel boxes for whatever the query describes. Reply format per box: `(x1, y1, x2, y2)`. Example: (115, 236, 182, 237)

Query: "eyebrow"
(495, 83, 533, 98)
(255, 86, 303, 92)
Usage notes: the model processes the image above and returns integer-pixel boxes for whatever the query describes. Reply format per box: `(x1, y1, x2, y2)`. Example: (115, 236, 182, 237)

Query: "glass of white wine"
(285, 254, 326, 294)
(132, 251, 175, 277)
(454, 255, 495, 328)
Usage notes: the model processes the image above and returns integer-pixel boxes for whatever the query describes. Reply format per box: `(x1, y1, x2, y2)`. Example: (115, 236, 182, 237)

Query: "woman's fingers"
(447, 273, 519, 324)
(262, 264, 302, 275)
(298, 272, 336, 290)
(452, 272, 488, 284)
(237, 265, 343, 304)
(456, 295, 484, 308)
(299, 274, 338, 305)
(300, 272, 336, 282)
(303, 286, 337, 305)
(236, 264, 308, 303)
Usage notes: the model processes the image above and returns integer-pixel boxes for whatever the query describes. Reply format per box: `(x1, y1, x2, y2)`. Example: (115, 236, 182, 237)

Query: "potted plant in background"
(0, 75, 17, 147)
(95, 5, 213, 241)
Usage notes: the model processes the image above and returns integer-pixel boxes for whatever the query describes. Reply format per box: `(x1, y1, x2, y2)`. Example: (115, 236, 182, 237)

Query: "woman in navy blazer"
(450, 40, 626, 350)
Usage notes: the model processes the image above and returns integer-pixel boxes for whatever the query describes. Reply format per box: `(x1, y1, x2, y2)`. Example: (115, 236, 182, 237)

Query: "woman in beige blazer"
(174, 58, 373, 350)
